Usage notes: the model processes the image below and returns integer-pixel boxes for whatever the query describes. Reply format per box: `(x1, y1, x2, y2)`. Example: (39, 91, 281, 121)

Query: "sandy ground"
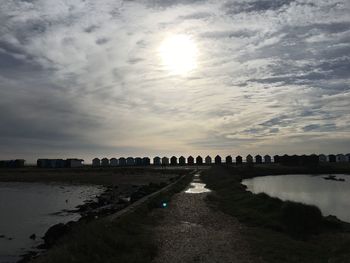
(152, 176, 264, 263)
(0, 167, 190, 186)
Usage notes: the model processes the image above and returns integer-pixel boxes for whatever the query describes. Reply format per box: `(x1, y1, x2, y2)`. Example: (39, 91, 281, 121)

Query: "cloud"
(0, 0, 349, 162)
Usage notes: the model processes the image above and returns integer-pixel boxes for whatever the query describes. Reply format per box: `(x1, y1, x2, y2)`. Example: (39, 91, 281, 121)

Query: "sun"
(159, 34, 198, 75)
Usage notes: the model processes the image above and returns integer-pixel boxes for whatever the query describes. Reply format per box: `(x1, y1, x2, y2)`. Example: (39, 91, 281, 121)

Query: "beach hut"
(119, 157, 126, 166)
(196, 156, 203, 165)
(56, 159, 66, 168)
(13, 159, 25, 167)
(205, 156, 212, 164)
(110, 158, 118, 167)
(162, 157, 169, 165)
(170, 156, 177, 165)
(187, 156, 194, 165)
(135, 157, 142, 166)
(273, 155, 280, 163)
(215, 155, 222, 164)
(346, 154, 350, 162)
(328, 154, 336, 163)
(179, 156, 186, 165)
(92, 158, 101, 167)
(153, 156, 161, 165)
(264, 155, 271, 163)
(67, 159, 84, 168)
(236, 155, 242, 165)
(318, 154, 327, 162)
(101, 158, 109, 167)
(255, 155, 262, 164)
(225, 155, 232, 164)
(142, 157, 151, 166)
(126, 157, 135, 166)
(246, 154, 253, 163)
(336, 154, 346, 162)
(0, 159, 25, 168)
(308, 154, 319, 165)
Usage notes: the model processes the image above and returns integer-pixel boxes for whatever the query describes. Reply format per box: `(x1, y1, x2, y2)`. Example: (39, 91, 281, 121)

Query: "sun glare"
(159, 34, 198, 75)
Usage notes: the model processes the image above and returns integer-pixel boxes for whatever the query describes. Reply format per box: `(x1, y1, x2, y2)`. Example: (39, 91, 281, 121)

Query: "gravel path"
(152, 174, 263, 263)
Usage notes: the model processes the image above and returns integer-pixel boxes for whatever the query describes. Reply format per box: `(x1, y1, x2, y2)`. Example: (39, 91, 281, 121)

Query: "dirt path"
(152, 174, 263, 263)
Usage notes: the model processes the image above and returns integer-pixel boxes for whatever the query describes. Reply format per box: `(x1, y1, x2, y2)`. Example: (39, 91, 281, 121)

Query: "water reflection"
(0, 182, 104, 262)
(242, 174, 350, 223)
(185, 173, 211, 194)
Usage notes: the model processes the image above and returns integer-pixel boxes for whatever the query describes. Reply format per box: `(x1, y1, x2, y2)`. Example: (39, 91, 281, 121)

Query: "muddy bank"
(18, 177, 183, 262)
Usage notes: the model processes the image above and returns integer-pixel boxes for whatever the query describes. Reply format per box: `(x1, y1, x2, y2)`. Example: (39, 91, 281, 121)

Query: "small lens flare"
(162, 202, 168, 208)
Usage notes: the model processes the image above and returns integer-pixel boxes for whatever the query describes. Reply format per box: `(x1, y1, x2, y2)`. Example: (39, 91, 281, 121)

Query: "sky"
(1, 0, 350, 163)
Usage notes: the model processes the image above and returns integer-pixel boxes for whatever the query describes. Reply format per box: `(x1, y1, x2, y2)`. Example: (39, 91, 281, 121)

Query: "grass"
(201, 165, 350, 263)
(32, 170, 194, 263)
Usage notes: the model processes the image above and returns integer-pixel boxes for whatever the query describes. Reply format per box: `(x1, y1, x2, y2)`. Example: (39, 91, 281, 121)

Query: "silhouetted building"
(153, 156, 161, 165)
(162, 157, 169, 165)
(110, 158, 118, 166)
(264, 155, 271, 163)
(346, 154, 350, 162)
(215, 155, 222, 164)
(318, 154, 327, 162)
(170, 156, 177, 165)
(135, 157, 142, 166)
(38, 159, 83, 168)
(255, 155, 262, 164)
(37, 159, 52, 168)
(279, 154, 319, 166)
(205, 156, 212, 164)
(179, 156, 186, 165)
(101, 158, 109, 167)
(336, 154, 346, 162)
(119, 157, 126, 166)
(187, 156, 194, 165)
(225, 155, 232, 164)
(92, 158, 100, 167)
(66, 159, 84, 168)
(196, 156, 203, 165)
(328, 154, 336, 163)
(126, 157, 135, 166)
(246, 155, 253, 163)
(142, 157, 151, 166)
(273, 155, 280, 163)
(236, 155, 242, 165)
(0, 159, 25, 168)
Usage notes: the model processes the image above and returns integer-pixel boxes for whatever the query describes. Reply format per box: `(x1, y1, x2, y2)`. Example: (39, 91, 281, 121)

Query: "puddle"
(185, 173, 211, 194)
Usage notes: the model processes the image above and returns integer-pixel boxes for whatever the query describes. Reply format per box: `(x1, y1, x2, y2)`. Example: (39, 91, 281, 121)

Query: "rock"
(0, 234, 5, 238)
(43, 223, 69, 248)
(18, 251, 38, 263)
(29, 234, 36, 240)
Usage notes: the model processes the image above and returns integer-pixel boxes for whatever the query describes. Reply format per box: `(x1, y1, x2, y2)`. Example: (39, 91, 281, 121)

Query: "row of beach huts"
(0, 154, 349, 168)
(91, 153, 350, 167)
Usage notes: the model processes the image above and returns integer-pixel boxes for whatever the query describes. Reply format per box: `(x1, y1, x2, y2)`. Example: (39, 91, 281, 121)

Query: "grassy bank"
(31, 170, 195, 263)
(201, 165, 350, 263)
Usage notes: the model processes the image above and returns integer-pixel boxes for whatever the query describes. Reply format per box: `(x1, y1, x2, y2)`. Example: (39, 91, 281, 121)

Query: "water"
(185, 173, 211, 194)
(242, 174, 350, 223)
(0, 182, 105, 263)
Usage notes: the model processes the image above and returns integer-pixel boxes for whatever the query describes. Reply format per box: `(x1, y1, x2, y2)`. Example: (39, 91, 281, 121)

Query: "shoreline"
(0, 167, 190, 263)
(201, 164, 350, 262)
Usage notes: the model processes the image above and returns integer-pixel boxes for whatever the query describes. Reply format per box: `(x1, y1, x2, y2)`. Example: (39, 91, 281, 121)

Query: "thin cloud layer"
(0, 0, 349, 162)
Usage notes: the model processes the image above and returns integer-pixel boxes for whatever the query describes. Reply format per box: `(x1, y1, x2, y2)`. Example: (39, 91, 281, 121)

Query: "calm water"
(0, 182, 105, 263)
(242, 174, 350, 223)
(185, 173, 211, 194)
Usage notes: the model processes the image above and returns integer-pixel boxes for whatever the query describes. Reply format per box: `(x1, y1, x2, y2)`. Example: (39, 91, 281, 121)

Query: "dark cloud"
(303, 123, 336, 132)
(223, 0, 296, 14)
(178, 12, 212, 20)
